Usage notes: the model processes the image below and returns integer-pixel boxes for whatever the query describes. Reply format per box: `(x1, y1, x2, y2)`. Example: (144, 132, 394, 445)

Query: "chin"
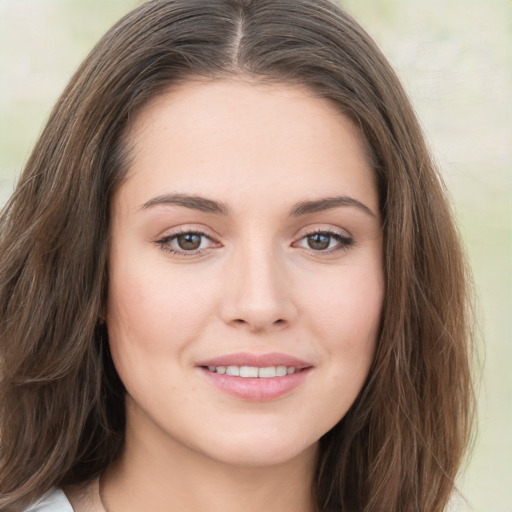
(209, 444, 316, 469)
(192, 425, 319, 468)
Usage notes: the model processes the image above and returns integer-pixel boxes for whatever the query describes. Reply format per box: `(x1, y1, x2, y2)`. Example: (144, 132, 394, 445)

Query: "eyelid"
(153, 226, 222, 256)
(294, 223, 352, 239)
(291, 226, 355, 253)
(293, 223, 353, 243)
(153, 224, 354, 257)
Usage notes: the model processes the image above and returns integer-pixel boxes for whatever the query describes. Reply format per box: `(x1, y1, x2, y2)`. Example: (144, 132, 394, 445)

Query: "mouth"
(196, 352, 313, 401)
(203, 364, 302, 377)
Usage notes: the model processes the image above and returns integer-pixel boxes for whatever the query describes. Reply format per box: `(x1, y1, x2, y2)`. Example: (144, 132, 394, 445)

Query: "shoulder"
(23, 488, 73, 512)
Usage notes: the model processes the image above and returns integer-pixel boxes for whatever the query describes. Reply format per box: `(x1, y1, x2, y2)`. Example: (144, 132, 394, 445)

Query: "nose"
(220, 242, 297, 333)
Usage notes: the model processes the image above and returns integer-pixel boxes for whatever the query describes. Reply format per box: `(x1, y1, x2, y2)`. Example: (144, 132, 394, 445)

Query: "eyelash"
(154, 229, 218, 256)
(293, 229, 354, 253)
(154, 228, 354, 256)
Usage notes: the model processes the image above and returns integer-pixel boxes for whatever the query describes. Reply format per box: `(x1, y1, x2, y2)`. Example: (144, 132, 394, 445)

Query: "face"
(107, 79, 384, 468)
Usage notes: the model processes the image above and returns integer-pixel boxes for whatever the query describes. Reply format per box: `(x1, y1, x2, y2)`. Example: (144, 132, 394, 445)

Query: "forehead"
(117, 78, 378, 216)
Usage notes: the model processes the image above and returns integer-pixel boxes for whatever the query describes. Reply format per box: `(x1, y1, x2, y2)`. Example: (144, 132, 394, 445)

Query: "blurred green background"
(1, 1, 510, 510)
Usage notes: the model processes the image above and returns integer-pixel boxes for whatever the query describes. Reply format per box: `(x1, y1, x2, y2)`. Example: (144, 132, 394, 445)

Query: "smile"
(196, 352, 313, 401)
(205, 365, 297, 377)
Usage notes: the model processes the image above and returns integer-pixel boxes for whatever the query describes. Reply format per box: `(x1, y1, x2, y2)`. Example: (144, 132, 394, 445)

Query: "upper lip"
(196, 352, 313, 369)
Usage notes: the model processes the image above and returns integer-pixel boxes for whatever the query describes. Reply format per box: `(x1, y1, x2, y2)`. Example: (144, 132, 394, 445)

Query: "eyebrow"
(139, 193, 376, 218)
(139, 193, 230, 215)
(288, 196, 376, 217)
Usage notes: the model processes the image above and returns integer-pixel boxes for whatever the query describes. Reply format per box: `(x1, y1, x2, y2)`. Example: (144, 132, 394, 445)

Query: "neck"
(100, 407, 318, 512)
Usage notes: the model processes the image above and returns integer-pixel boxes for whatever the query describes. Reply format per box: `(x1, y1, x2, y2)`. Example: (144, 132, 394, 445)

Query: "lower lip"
(198, 367, 312, 401)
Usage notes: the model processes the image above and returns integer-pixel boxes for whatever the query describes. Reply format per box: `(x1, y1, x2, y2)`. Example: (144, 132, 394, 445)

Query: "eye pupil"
(177, 233, 202, 250)
(307, 233, 330, 250)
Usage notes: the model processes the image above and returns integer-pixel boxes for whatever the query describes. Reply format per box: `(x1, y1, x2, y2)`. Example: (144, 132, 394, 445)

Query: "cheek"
(107, 252, 217, 347)
(105, 255, 227, 410)
(302, 262, 384, 344)
(299, 259, 383, 409)
(105, 261, 214, 410)
(301, 265, 383, 428)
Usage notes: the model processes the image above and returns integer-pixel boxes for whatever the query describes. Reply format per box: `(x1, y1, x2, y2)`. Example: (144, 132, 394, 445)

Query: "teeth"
(206, 365, 297, 377)
(240, 366, 259, 377)
(276, 365, 287, 377)
(259, 366, 276, 378)
(226, 365, 239, 376)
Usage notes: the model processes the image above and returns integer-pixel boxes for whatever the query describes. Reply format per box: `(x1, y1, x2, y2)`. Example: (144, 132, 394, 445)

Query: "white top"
(23, 488, 73, 512)
(23, 478, 103, 512)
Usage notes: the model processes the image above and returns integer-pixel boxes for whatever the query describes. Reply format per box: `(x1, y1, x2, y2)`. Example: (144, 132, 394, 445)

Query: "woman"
(0, 0, 474, 511)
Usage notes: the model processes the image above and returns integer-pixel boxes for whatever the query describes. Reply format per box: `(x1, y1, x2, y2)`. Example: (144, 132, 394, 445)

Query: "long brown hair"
(0, 1, 475, 510)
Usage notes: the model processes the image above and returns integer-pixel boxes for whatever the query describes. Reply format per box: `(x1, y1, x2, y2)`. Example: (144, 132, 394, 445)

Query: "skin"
(99, 78, 384, 512)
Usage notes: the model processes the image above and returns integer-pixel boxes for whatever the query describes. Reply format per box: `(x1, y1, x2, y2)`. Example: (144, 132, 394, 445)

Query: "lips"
(196, 352, 312, 369)
(195, 352, 313, 401)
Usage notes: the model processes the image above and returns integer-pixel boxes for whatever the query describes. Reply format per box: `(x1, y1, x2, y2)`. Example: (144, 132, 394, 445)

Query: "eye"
(155, 230, 218, 255)
(294, 230, 354, 252)
(173, 232, 206, 251)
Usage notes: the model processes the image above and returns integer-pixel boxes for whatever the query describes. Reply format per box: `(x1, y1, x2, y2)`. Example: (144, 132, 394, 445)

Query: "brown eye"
(294, 230, 354, 253)
(176, 233, 202, 251)
(306, 233, 331, 250)
(156, 230, 216, 255)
